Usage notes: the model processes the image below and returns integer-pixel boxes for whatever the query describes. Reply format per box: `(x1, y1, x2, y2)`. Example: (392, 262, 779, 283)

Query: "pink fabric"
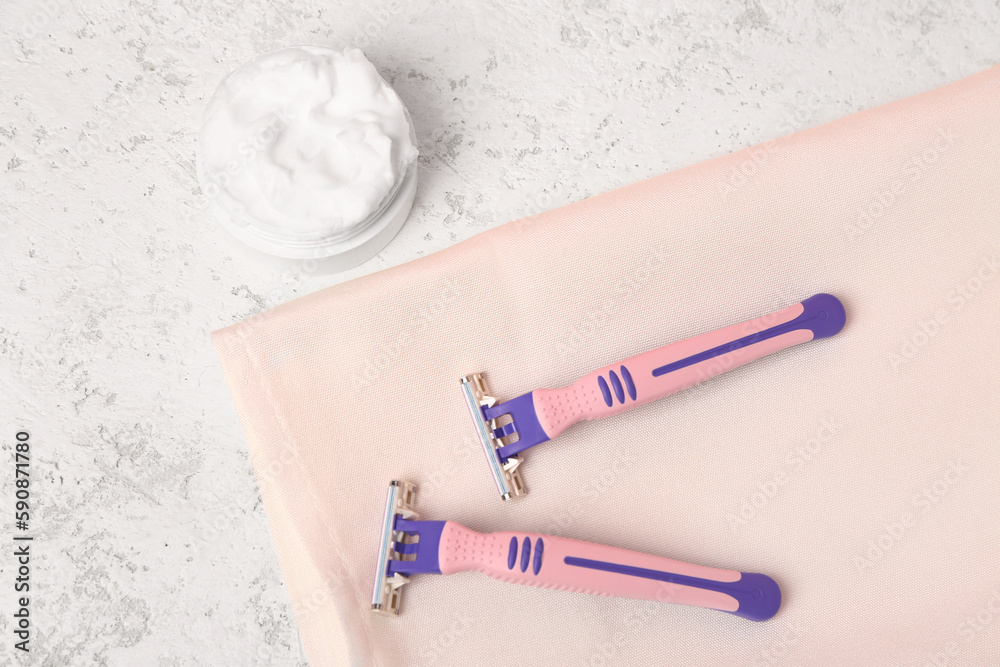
(213, 67, 1000, 666)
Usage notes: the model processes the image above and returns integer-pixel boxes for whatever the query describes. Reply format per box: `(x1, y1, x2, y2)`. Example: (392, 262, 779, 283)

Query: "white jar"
(198, 46, 418, 272)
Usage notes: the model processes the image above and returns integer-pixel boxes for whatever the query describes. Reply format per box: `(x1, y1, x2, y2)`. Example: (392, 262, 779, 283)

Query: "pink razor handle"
(475, 294, 846, 472)
(532, 293, 845, 441)
(438, 523, 780, 621)
(373, 482, 781, 621)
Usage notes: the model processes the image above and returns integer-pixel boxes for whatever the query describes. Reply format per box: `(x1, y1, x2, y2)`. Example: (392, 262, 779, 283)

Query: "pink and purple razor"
(371, 481, 781, 621)
(462, 293, 846, 499)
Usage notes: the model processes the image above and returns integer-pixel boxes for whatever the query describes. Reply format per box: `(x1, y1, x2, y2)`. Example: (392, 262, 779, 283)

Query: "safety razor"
(462, 293, 846, 499)
(371, 480, 781, 621)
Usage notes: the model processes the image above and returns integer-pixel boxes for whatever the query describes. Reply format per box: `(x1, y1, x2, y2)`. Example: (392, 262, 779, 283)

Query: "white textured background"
(0, 1, 998, 665)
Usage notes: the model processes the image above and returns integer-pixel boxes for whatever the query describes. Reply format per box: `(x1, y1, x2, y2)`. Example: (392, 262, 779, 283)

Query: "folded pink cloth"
(213, 67, 1000, 666)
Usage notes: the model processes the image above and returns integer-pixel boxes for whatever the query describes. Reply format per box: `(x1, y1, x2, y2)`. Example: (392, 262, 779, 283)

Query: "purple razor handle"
(371, 481, 781, 621)
(461, 293, 846, 499)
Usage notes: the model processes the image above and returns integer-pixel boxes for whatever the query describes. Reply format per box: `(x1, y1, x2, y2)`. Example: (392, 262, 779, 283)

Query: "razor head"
(460, 374, 526, 500)
(371, 480, 417, 615)
(371, 481, 449, 616)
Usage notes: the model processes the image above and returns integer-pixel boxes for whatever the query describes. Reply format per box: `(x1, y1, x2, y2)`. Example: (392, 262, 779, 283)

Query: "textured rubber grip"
(533, 294, 845, 439)
(437, 522, 781, 621)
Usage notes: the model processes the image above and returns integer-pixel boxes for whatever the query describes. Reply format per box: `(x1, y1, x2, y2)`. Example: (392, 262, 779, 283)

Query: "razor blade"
(370, 480, 781, 621)
(460, 374, 526, 500)
(462, 294, 846, 500)
(371, 480, 420, 615)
